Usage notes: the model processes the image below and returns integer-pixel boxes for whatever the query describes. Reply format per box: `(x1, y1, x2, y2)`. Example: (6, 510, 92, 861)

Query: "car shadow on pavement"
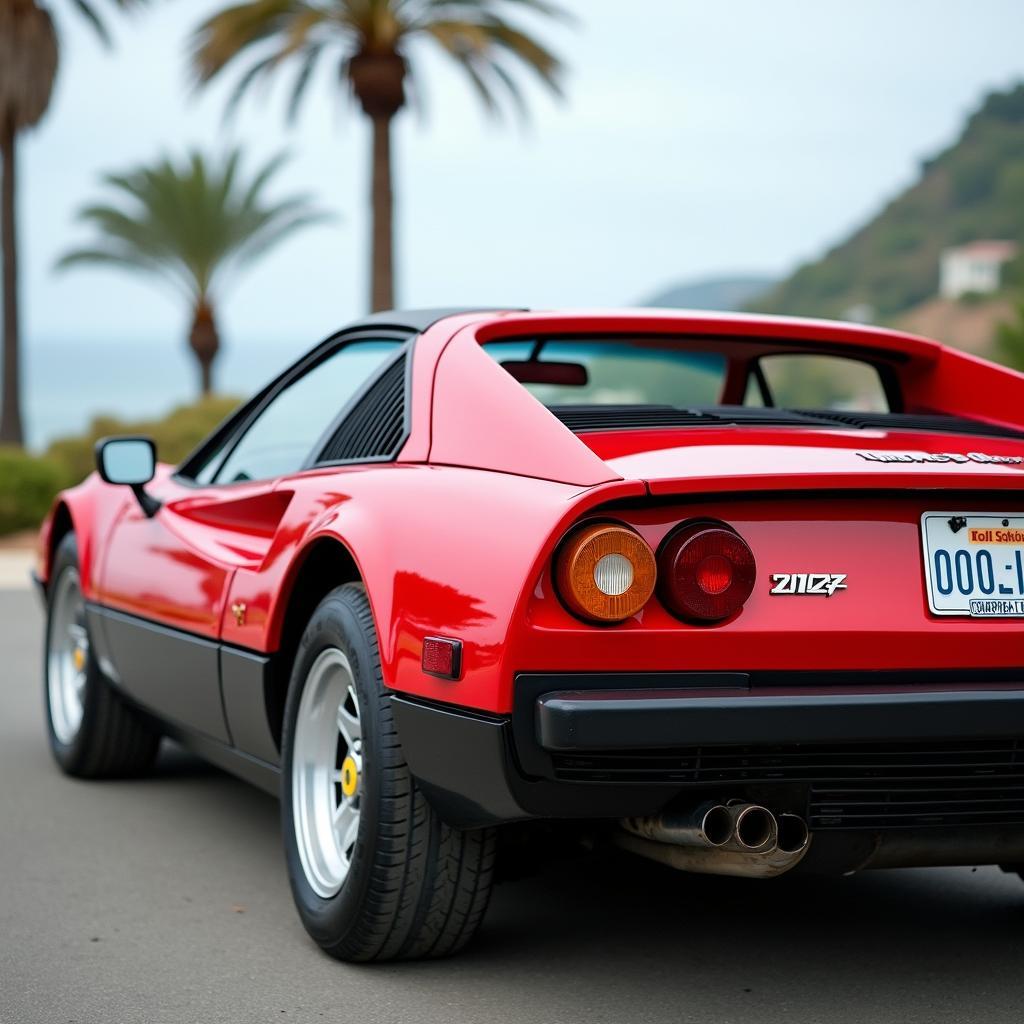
(142, 741, 1024, 1020)
(451, 846, 1024, 1014)
(154, 739, 228, 780)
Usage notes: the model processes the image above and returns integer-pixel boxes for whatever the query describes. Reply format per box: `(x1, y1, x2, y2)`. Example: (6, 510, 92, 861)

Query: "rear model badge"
(769, 573, 847, 596)
(857, 450, 1023, 465)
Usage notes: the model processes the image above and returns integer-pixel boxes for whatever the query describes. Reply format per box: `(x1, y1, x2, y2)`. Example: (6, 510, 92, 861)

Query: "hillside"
(749, 84, 1024, 321)
(894, 296, 1014, 355)
(642, 274, 777, 311)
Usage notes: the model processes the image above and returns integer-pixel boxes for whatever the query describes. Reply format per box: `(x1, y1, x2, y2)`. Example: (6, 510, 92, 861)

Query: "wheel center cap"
(341, 755, 359, 798)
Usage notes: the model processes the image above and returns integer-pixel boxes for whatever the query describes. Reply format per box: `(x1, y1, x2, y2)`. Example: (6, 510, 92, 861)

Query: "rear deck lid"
(559, 409, 1024, 496)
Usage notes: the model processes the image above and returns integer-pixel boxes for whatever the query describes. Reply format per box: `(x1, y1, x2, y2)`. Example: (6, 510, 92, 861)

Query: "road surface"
(2, 585, 1023, 1023)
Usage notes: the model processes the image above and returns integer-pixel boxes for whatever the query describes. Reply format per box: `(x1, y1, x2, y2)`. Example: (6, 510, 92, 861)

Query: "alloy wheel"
(47, 568, 89, 745)
(291, 648, 363, 898)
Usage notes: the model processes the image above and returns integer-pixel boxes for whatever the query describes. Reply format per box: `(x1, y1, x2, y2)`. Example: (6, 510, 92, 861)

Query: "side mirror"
(95, 436, 161, 517)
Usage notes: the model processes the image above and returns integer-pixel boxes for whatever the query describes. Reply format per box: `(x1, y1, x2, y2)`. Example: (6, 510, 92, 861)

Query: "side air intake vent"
(320, 355, 407, 462)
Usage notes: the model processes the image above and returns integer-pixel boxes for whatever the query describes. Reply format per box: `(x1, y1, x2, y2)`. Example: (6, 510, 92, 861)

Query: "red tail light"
(658, 523, 756, 622)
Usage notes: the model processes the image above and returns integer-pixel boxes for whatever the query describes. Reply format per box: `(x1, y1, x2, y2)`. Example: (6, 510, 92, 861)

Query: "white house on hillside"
(939, 240, 1018, 299)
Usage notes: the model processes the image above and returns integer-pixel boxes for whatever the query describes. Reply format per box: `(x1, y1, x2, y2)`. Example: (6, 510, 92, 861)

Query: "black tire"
(281, 583, 496, 962)
(44, 533, 160, 777)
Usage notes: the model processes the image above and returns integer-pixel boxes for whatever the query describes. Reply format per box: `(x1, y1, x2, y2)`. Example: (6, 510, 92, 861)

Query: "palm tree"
(1, 0, 142, 446)
(57, 149, 332, 395)
(191, 0, 568, 313)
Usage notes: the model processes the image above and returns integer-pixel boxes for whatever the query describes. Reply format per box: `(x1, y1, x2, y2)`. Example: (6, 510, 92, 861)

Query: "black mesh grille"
(320, 356, 407, 462)
(548, 404, 1024, 439)
(550, 739, 1024, 830)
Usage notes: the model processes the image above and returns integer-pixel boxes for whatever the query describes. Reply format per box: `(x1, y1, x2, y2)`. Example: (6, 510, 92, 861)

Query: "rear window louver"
(548, 404, 1024, 440)
(795, 410, 1024, 439)
(550, 406, 723, 431)
(550, 405, 838, 432)
(320, 355, 407, 462)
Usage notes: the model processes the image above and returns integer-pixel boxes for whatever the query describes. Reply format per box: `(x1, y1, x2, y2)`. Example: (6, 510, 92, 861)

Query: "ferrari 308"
(36, 308, 1024, 960)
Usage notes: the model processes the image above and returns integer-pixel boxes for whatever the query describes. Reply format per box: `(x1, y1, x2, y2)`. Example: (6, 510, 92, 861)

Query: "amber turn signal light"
(556, 523, 657, 623)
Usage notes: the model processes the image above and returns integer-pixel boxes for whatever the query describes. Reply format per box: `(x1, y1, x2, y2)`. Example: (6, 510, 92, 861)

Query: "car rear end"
(502, 478, 1022, 868)
(397, 312, 1024, 877)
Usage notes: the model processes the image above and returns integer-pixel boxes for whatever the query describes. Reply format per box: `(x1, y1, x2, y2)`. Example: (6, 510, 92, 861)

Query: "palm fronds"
(190, 0, 569, 121)
(68, 0, 151, 47)
(57, 149, 334, 303)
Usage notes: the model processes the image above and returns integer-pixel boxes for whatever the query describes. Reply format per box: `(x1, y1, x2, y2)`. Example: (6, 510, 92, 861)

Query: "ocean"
(21, 335, 313, 451)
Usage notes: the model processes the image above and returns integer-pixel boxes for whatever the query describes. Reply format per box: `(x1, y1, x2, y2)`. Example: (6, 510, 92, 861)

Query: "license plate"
(921, 512, 1024, 617)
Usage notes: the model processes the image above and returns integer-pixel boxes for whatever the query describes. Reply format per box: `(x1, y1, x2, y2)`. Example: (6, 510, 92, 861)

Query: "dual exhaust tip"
(619, 801, 811, 878)
(697, 802, 809, 856)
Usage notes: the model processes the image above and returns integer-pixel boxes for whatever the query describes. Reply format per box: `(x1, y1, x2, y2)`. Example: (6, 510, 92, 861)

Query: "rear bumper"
(392, 670, 1024, 832)
(535, 687, 1024, 751)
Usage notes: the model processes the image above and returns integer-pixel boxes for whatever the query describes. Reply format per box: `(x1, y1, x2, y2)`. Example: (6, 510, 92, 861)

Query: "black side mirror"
(95, 436, 161, 518)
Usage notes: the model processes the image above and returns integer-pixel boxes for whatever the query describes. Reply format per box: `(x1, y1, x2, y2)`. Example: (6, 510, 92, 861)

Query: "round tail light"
(658, 523, 756, 622)
(556, 523, 657, 623)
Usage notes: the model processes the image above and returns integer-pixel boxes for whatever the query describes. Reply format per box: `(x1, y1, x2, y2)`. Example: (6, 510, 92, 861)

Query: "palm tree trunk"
(0, 111, 23, 446)
(199, 356, 213, 397)
(370, 112, 394, 312)
(189, 300, 220, 398)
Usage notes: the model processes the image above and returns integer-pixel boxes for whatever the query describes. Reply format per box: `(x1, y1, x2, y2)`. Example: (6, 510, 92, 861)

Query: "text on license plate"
(920, 512, 1024, 617)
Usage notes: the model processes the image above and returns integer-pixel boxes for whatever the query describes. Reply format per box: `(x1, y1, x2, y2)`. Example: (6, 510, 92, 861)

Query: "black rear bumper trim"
(391, 672, 1024, 829)
(536, 687, 1024, 751)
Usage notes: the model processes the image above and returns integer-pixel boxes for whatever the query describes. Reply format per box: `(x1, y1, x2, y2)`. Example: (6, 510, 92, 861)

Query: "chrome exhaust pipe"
(616, 803, 811, 878)
(758, 814, 811, 873)
(622, 801, 733, 849)
(776, 813, 810, 855)
(723, 803, 778, 853)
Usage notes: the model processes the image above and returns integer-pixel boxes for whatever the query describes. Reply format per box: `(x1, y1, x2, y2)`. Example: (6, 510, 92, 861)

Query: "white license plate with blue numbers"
(921, 512, 1024, 617)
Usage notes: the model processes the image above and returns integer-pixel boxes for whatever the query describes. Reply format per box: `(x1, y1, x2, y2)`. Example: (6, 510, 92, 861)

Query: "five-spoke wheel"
(44, 533, 160, 777)
(47, 566, 89, 746)
(281, 582, 496, 961)
(292, 648, 364, 898)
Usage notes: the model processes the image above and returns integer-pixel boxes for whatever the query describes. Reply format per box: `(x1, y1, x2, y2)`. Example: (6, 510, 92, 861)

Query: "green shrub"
(45, 396, 240, 488)
(0, 448, 67, 536)
(0, 396, 240, 537)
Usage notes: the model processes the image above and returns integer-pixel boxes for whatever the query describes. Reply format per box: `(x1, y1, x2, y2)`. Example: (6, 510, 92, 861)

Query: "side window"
(755, 354, 890, 412)
(207, 340, 402, 484)
(317, 354, 408, 464)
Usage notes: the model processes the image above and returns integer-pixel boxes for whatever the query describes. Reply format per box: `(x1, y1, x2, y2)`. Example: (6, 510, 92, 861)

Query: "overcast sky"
(19, 0, 1024, 350)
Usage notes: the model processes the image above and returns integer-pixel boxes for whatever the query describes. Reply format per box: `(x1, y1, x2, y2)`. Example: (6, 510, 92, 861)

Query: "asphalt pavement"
(3, 584, 1024, 1023)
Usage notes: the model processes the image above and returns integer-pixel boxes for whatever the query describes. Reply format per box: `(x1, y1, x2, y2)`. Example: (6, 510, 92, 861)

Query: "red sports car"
(37, 308, 1024, 960)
